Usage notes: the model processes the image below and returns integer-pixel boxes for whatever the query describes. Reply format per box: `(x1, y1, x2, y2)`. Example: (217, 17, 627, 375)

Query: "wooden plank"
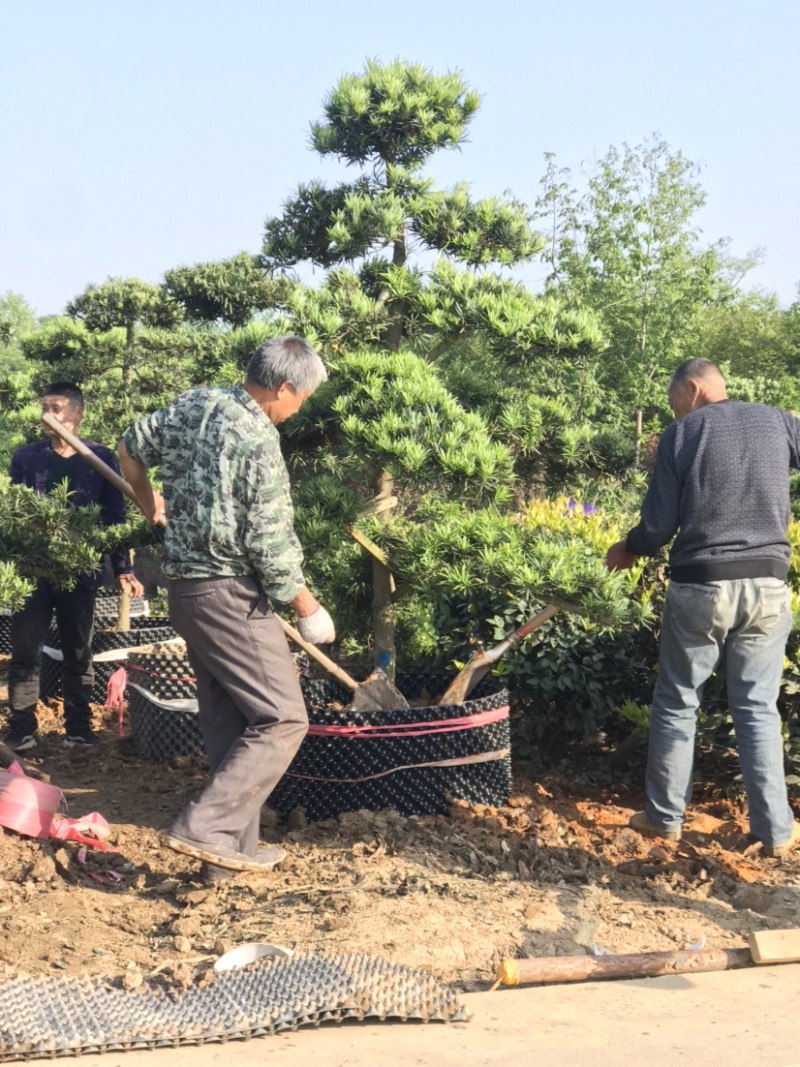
(749, 929, 800, 964)
(349, 527, 390, 568)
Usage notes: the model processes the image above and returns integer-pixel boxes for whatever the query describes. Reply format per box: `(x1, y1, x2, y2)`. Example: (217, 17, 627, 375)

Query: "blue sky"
(2, 0, 798, 315)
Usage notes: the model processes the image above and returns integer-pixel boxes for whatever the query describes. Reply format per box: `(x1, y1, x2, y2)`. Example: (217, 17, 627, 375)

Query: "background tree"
(67, 277, 183, 385)
(693, 289, 800, 384)
(164, 252, 293, 329)
(0, 292, 37, 373)
(536, 137, 741, 452)
(30, 281, 224, 445)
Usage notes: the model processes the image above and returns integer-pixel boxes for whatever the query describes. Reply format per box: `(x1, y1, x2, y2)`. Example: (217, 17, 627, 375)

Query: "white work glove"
(296, 605, 336, 644)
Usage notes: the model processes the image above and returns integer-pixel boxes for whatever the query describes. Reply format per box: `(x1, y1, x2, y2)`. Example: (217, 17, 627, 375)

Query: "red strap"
(305, 704, 509, 738)
(105, 667, 128, 736)
(51, 812, 120, 852)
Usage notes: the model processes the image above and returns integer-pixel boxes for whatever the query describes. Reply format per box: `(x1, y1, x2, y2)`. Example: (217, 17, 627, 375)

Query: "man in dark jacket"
(607, 358, 800, 858)
(4, 382, 143, 751)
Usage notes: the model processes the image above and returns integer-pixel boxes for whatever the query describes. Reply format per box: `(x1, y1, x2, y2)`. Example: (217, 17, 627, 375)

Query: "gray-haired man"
(119, 336, 334, 881)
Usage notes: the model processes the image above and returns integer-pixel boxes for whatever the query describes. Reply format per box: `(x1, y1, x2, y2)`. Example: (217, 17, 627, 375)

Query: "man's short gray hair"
(670, 358, 725, 388)
(246, 336, 328, 394)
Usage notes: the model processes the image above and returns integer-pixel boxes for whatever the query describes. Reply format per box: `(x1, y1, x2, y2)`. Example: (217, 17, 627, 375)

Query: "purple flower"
(567, 498, 599, 517)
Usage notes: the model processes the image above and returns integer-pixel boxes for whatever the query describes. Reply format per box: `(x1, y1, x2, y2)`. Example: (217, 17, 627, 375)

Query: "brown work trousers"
(167, 576, 308, 856)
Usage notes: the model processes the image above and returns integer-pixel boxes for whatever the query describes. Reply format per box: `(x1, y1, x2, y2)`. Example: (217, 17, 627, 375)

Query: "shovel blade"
(346, 668, 411, 712)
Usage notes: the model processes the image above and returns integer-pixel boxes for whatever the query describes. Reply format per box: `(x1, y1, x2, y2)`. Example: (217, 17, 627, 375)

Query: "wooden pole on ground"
(494, 948, 752, 988)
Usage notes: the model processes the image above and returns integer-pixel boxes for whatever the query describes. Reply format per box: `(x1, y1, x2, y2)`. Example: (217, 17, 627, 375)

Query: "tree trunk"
(633, 408, 643, 468)
(124, 322, 135, 386)
(116, 551, 133, 632)
(369, 471, 397, 680)
(385, 236, 406, 352)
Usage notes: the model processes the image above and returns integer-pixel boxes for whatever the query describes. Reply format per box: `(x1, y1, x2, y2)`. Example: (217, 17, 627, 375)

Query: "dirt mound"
(0, 683, 798, 989)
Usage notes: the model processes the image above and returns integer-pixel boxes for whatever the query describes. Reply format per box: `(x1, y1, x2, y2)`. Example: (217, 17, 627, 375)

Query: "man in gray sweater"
(607, 358, 800, 857)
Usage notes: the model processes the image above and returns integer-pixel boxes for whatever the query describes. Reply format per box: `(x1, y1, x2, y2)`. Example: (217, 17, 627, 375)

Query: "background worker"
(4, 382, 143, 751)
(118, 336, 334, 881)
(607, 358, 800, 858)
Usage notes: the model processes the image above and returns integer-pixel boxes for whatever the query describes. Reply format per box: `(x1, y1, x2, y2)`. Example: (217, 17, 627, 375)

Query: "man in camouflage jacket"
(119, 336, 334, 880)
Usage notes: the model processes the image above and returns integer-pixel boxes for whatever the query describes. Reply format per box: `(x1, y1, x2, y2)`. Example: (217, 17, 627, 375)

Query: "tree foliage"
(0, 292, 37, 374)
(536, 137, 732, 413)
(0, 476, 158, 610)
(310, 58, 480, 170)
(164, 253, 292, 328)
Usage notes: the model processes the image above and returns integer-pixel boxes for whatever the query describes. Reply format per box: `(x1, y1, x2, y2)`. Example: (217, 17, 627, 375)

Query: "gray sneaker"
(2, 726, 38, 752)
(63, 725, 101, 747)
(200, 850, 285, 884)
(163, 832, 286, 873)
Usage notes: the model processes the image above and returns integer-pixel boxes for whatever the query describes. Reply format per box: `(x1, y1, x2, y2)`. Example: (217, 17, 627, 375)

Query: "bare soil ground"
(1, 659, 799, 993)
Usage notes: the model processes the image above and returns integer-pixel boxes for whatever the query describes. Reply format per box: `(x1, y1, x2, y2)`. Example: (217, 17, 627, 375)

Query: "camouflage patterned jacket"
(123, 384, 306, 603)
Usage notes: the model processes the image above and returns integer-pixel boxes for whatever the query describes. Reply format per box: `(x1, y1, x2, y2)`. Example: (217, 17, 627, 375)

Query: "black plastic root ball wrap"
(125, 671, 511, 819)
(269, 674, 512, 821)
(127, 689, 204, 762)
(45, 618, 177, 654)
(39, 655, 124, 708)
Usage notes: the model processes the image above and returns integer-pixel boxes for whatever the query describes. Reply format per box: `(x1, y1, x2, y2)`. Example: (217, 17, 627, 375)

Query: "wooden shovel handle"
(275, 617, 359, 692)
(41, 415, 141, 507)
(496, 947, 752, 987)
(507, 603, 560, 649)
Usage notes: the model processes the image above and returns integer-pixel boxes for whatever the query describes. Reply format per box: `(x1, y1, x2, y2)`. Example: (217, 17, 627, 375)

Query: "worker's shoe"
(163, 831, 286, 873)
(628, 811, 681, 842)
(63, 724, 101, 747)
(762, 821, 800, 859)
(199, 862, 237, 885)
(199, 850, 284, 885)
(2, 724, 39, 752)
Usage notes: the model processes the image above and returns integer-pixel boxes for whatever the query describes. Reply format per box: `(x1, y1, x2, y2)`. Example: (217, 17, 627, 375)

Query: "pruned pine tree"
(164, 253, 296, 329)
(67, 277, 183, 386)
(257, 60, 643, 675)
(262, 59, 598, 362)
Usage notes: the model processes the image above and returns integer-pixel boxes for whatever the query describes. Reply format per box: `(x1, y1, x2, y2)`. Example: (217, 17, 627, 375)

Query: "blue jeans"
(646, 577, 794, 847)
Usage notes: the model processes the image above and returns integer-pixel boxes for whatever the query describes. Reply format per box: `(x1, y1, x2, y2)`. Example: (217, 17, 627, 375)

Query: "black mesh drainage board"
(0, 953, 469, 1060)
